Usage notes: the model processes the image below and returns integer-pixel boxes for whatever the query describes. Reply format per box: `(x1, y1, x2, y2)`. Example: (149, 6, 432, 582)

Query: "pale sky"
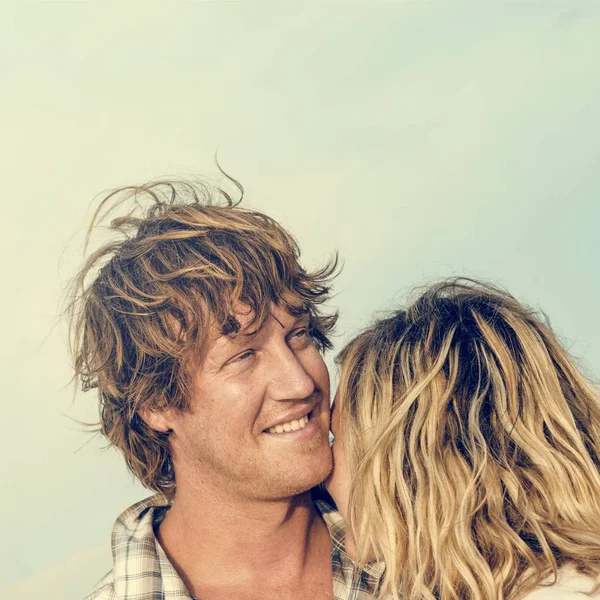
(2, 2, 600, 598)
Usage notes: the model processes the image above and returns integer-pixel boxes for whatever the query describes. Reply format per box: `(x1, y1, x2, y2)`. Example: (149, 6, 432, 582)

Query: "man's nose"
(268, 346, 316, 401)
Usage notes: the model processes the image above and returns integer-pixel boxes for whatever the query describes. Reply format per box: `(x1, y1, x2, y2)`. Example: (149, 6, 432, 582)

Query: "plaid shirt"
(85, 486, 385, 600)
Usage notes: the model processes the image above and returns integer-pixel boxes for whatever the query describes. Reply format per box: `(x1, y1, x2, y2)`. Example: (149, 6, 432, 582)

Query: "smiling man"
(70, 179, 378, 600)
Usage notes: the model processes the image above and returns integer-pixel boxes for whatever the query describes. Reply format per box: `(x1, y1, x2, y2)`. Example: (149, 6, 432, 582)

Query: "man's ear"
(138, 407, 173, 434)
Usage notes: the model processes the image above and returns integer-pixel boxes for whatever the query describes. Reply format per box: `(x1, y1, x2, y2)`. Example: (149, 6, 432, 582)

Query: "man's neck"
(156, 481, 332, 599)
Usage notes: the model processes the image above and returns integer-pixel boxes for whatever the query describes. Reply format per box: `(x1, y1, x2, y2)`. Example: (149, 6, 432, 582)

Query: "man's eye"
(290, 328, 311, 344)
(232, 350, 255, 363)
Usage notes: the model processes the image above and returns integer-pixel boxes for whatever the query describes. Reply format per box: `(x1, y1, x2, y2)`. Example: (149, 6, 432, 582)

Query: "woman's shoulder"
(522, 565, 600, 599)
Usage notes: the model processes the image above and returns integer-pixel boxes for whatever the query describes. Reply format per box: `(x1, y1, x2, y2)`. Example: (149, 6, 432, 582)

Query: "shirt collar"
(110, 487, 385, 599)
(110, 494, 170, 600)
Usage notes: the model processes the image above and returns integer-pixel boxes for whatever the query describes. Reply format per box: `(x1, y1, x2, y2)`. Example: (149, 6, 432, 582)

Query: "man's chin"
(294, 448, 333, 496)
(269, 450, 333, 500)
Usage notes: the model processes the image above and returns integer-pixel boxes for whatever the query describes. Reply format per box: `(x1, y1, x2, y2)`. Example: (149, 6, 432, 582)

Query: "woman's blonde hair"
(336, 278, 600, 600)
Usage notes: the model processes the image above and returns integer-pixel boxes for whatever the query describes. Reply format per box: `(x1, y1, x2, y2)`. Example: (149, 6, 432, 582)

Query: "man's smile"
(266, 413, 310, 434)
(262, 404, 315, 434)
(261, 404, 325, 443)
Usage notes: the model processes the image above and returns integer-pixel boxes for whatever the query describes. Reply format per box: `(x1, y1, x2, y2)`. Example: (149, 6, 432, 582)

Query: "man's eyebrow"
(273, 311, 311, 330)
(221, 315, 264, 339)
(295, 313, 311, 324)
(222, 315, 242, 336)
(220, 308, 310, 341)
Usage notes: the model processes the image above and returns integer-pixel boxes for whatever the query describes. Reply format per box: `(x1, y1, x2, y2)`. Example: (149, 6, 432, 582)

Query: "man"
(70, 179, 383, 599)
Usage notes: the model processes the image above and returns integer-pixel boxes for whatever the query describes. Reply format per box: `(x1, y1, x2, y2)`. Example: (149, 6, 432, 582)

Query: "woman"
(325, 279, 600, 600)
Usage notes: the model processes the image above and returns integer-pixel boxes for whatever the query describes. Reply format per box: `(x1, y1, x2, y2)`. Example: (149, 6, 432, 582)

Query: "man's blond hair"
(68, 178, 338, 498)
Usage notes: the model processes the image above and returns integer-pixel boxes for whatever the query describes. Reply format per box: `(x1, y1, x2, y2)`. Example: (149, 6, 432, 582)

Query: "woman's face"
(325, 391, 359, 557)
(325, 391, 351, 524)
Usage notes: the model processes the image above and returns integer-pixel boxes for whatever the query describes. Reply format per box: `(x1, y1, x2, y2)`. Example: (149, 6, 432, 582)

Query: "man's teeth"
(267, 415, 309, 434)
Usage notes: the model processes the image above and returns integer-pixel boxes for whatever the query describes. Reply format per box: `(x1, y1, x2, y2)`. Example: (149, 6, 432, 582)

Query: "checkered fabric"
(85, 486, 385, 600)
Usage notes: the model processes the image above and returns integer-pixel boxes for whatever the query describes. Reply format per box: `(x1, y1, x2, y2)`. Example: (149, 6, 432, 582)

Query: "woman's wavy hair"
(336, 278, 600, 600)
(67, 177, 338, 498)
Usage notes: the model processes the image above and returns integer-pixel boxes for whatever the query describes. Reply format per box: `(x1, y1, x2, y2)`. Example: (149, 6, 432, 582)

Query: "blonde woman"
(325, 279, 600, 600)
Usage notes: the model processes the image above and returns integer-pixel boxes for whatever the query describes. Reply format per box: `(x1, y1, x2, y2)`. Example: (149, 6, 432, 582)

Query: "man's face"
(165, 303, 332, 501)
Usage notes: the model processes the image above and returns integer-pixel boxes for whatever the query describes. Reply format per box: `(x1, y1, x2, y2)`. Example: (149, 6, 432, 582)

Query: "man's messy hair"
(67, 176, 339, 498)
